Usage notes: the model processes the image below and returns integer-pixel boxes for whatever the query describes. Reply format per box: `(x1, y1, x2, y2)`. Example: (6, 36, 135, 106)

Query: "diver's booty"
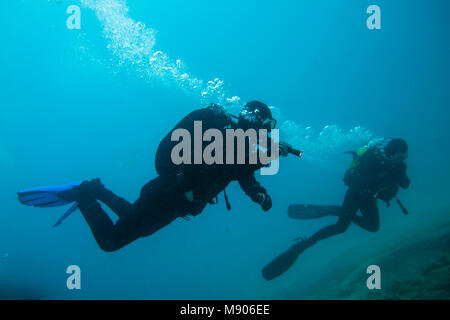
(83, 178, 108, 200)
(57, 179, 103, 204)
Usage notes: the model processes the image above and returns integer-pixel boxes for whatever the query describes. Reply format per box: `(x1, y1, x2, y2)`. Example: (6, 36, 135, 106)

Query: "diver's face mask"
(235, 113, 277, 131)
(261, 118, 277, 130)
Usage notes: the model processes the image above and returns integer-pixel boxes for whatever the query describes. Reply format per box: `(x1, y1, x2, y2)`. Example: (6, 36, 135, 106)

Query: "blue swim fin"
(52, 202, 79, 228)
(18, 181, 82, 227)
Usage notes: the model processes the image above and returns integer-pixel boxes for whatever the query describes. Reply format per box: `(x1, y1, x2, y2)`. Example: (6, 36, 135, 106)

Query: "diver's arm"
(398, 163, 410, 189)
(400, 175, 410, 189)
(238, 173, 272, 211)
(352, 212, 380, 233)
(390, 161, 410, 189)
(238, 172, 264, 200)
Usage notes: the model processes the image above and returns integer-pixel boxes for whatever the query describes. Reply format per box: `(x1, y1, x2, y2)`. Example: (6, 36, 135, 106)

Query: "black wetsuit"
(308, 146, 410, 245)
(78, 105, 271, 251)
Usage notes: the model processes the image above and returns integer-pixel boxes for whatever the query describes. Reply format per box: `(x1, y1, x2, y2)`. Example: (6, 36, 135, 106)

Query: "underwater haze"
(0, 0, 449, 299)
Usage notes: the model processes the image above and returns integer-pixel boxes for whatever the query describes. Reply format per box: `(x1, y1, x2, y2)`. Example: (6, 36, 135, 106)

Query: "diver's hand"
(256, 193, 272, 212)
(249, 186, 272, 211)
(279, 142, 292, 157)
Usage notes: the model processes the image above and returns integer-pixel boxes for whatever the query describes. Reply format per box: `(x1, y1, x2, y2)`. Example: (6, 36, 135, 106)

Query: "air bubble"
(80, 0, 377, 160)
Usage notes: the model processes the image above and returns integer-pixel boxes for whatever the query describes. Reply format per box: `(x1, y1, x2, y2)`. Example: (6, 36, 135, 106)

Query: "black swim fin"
(262, 239, 312, 281)
(288, 204, 341, 219)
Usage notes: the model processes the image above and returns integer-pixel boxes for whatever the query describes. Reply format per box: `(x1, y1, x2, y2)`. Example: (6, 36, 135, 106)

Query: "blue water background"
(0, 0, 449, 299)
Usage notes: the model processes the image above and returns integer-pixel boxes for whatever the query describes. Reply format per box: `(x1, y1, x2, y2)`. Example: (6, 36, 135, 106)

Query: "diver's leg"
(78, 197, 177, 252)
(67, 176, 185, 251)
(96, 188, 133, 219)
(77, 200, 139, 252)
(308, 189, 359, 244)
(58, 179, 133, 219)
(78, 177, 183, 251)
(262, 190, 358, 281)
(352, 195, 380, 232)
(83, 179, 134, 219)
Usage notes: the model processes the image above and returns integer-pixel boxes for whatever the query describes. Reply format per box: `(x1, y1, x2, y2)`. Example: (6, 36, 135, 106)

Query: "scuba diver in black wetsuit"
(57, 101, 296, 252)
(262, 138, 411, 281)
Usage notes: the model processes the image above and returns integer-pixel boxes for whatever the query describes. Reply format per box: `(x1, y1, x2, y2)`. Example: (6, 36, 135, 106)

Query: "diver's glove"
(248, 185, 272, 211)
(279, 142, 292, 157)
(255, 192, 272, 212)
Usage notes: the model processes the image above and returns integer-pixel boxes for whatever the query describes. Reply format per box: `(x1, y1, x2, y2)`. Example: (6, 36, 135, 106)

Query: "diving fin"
(18, 181, 82, 227)
(262, 239, 312, 281)
(288, 204, 340, 219)
(52, 202, 79, 228)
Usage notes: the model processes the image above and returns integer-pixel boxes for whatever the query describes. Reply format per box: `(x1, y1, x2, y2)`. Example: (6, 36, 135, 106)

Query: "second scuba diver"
(262, 138, 411, 281)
